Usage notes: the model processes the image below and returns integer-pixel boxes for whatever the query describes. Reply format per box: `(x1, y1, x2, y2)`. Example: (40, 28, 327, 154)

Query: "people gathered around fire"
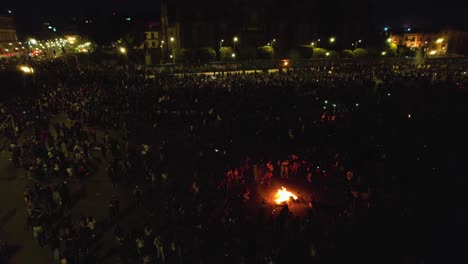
(0, 58, 466, 264)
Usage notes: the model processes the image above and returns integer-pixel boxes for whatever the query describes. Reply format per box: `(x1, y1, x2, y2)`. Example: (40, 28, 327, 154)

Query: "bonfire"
(275, 186, 298, 205)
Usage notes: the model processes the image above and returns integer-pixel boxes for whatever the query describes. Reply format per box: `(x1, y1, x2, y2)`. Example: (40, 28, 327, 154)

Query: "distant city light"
(119, 47, 127, 54)
(326, 52, 330, 56)
(382, 51, 387, 56)
(67, 36, 77, 44)
(429, 50, 436, 55)
(384, 27, 388, 31)
(53, 27, 57, 32)
(355, 103, 359, 107)
(8, 10, 12, 14)
(329, 37, 335, 43)
(170, 37, 174, 42)
(48, 26, 52, 29)
(436, 38, 444, 43)
(125, 17, 131, 21)
(29, 39, 37, 45)
(408, 114, 412, 118)
(231, 53, 236, 58)
(233, 36, 238, 42)
(387, 38, 392, 43)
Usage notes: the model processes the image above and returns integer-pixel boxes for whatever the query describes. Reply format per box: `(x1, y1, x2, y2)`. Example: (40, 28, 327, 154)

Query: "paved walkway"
(0, 113, 142, 264)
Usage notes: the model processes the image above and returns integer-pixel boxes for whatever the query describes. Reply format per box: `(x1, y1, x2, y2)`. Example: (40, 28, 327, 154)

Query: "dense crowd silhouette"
(0, 59, 467, 264)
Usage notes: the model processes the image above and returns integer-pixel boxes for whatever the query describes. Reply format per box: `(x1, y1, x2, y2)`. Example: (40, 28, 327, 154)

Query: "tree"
(397, 46, 416, 57)
(257, 45, 275, 60)
(387, 43, 397, 57)
(173, 48, 189, 63)
(353, 48, 368, 58)
(195, 47, 216, 62)
(118, 33, 135, 49)
(219, 47, 235, 61)
(342, 49, 354, 58)
(239, 47, 257, 60)
(366, 48, 380, 58)
(288, 49, 301, 60)
(328, 51, 340, 58)
(313, 48, 328, 58)
(296, 45, 314, 59)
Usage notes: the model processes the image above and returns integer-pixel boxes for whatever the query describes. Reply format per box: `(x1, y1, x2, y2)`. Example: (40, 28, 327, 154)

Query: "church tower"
(160, 0, 170, 63)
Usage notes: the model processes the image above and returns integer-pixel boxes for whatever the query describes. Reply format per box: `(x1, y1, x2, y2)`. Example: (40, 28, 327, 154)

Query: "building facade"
(141, 23, 180, 51)
(0, 15, 17, 43)
(389, 29, 468, 57)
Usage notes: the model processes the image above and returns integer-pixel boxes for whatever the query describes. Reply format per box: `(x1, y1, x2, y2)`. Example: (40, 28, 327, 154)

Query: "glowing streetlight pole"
(233, 36, 238, 49)
(219, 39, 224, 61)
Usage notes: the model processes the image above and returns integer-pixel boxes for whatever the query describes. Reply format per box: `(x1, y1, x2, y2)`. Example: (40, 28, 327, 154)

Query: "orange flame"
(275, 186, 298, 204)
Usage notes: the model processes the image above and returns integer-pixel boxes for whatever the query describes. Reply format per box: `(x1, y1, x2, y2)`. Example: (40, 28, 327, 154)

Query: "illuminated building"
(0, 15, 17, 43)
(141, 23, 180, 50)
(389, 28, 468, 56)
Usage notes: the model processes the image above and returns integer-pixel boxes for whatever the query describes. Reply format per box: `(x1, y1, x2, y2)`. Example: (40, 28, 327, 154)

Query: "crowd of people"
(0, 58, 467, 264)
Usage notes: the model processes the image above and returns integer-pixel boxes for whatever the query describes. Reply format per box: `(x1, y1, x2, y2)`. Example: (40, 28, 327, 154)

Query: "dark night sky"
(4, 0, 468, 29)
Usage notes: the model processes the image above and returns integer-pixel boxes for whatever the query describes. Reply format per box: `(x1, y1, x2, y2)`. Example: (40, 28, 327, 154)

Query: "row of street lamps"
(219, 36, 239, 49)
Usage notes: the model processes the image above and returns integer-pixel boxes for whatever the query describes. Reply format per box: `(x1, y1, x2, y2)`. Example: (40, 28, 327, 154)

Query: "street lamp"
(329, 37, 335, 43)
(387, 38, 392, 43)
(170, 37, 174, 42)
(119, 47, 127, 54)
(353, 39, 362, 48)
(19, 65, 34, 74)
(381, 51, 387, 56)
(220, 39, 224, 49)
(436, 38, 444, 44)
(233, 36, 238, 49)
(231, 53, 236, 58)
(270, 38, 277, 48)
(326, 52, 330, 57)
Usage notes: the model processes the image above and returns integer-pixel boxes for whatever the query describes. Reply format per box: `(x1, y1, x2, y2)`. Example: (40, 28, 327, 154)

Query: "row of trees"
(288, 45, 415, 59)
(171, 45, 275, 63)
(169, 45, 416, 62)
